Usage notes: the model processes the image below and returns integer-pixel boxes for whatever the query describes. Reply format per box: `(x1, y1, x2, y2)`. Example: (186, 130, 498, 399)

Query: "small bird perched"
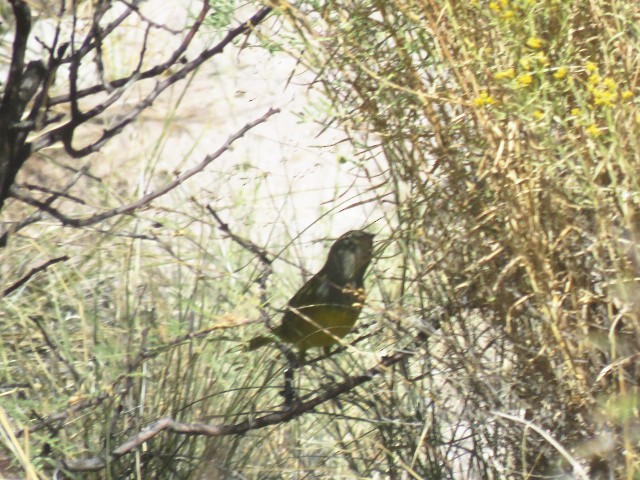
(248, 230, 374, 358)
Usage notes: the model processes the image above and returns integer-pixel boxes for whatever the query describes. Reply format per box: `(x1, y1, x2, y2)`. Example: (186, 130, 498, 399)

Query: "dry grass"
(3, 0, 640, 478)
(273, 0, 640, 477)
(0, 1, 378, 478)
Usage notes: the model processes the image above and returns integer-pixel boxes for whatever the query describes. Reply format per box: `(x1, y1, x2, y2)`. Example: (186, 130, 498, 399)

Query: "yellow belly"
(274, 304, 361, 352)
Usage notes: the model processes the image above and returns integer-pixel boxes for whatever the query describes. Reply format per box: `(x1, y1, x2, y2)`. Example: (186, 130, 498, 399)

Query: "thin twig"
(29, 316, 81, 383)
(207, 206, 274, 323)
(2, 255, 69, 297)
(46, 0, 211, 107)
(207, 206, 272, 266)
(14, 319, 257, 439)
(62, 351, 412, 473)
(491, 411, 590, 480)
(14, 108, 279, 228)
(34, 5, 273, 156)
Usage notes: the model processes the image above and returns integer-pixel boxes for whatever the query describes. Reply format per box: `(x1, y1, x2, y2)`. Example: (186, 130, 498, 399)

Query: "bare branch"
(62, 351, 411, 473)
(1, 255, 69, 297)
(46, 1, 251, 108)
(66, 0, 142, 69)
(15, 107, 279, 228)
(13, 318, 259, 442)
(17, 183, 87, 204)
(207, 206, 273, 267)
(51, 1, 233, 109)
(32, 5, 272, 157)
(29, 315, 82, 383)
(1, 1, 270, 216)
(0, 0, 34, 209)
(0, 1, 32, 118)
(121, 0, 182, 34)
(207, 205, 275, 323)
(492, 411, 591, 480)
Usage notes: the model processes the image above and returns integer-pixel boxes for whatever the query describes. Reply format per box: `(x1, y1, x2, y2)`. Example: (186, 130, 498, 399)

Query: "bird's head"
(323, 230, 374, 285)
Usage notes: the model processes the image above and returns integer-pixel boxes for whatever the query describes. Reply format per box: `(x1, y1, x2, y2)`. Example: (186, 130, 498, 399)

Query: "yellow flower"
(588, 73, 601, 85)
(592, 88, 617, 107)
(533, 110, 544, 120)
(473, 91, 496, 107)
(621, 90, 633, 101)
(570, 108, 581, 117)
(495, 68, 515, 80)
(516, 74, 533, 87)
(602, 77, 616, 91)
(489, 1, 500, 12)
(553, 67, 568, 79)
(585, 61, 598, 72)
(526, 36, 543, 49)
(586, 124, 601, 137)
(501, 10, 515, 19)
(519, 57, 532, 70)
(534, 52, 550, 66)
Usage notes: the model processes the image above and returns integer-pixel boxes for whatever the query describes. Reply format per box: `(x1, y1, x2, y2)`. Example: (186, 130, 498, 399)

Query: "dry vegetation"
(1, 0, 640, 479)
(278, 0, 640, 477)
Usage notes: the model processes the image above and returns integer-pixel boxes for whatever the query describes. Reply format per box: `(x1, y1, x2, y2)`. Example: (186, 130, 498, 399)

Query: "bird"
(248, 230, 374, 358)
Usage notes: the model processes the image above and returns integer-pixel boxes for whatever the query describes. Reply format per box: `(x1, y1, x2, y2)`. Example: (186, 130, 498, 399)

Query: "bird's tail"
(247, 335, 275, 351)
